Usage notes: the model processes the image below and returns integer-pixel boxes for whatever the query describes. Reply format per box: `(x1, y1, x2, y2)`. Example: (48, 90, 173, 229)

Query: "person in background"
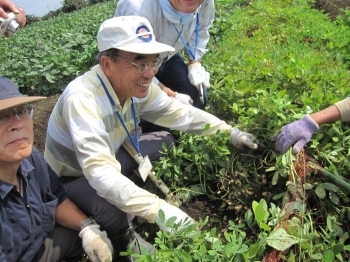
(0, 0, 26, 37)
(44, 16, 259, 261)
(0, 77, 113, 262)
(273, 97, 350, 154)
(115, 0, 214, 132)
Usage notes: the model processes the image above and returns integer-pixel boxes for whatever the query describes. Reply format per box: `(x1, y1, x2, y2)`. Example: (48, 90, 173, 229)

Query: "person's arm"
(114, 0, 141, 17)
(310, 104, 341, 125)
(55, 198, 113, 262)
(158, 82, 176, 97)
(141, 83, 258, 150)
(58, 80, 164, 222)
(55, 198, 89, 230)
(39, 148, 113, 262)
(158, 80, 194, 105)
(185, 0, 215, 61)
(273, 97, 350, 154)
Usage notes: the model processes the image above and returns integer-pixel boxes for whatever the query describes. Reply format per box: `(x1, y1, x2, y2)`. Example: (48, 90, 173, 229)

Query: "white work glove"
(229, 127, 259, 150)
(155, 199, 196, 232)
(175, 92, 193, 105)
(188, 62, 207, 87)
(202, 68, 210, 90)
(79, 224, 113, 262)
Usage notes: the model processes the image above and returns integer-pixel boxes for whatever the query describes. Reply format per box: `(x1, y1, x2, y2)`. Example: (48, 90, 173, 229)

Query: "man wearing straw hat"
(0, 77, 113, 261)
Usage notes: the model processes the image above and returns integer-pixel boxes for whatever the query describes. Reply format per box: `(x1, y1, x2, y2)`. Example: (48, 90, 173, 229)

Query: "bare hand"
(0, 0, 26, 37)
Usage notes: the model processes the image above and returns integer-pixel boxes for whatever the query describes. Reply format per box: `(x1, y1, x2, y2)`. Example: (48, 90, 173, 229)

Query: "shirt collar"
(93, 65, 132, 112)
(0, 158, 34, 199)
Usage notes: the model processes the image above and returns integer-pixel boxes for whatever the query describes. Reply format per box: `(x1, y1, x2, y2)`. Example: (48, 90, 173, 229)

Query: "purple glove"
(272, 115, 319, 154)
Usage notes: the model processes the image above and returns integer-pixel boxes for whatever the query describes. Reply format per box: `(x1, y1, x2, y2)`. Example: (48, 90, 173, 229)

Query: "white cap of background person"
(97, 16, 175, 54)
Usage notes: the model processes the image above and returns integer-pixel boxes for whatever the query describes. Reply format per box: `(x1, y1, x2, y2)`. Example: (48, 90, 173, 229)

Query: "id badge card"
(138, 155, 153, 182)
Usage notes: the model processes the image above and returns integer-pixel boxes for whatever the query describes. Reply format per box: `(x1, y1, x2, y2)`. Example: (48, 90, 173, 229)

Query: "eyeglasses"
(115, 55, 162, 74)
(0, 104, 33, 125)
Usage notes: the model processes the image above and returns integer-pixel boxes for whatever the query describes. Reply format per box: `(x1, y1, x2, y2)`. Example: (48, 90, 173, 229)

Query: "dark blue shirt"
(0, 147, 67, 262)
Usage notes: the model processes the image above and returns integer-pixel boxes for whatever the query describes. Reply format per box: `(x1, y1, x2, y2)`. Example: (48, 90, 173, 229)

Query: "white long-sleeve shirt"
(115, 0, 215, 62)
(44, 65, 231, 223)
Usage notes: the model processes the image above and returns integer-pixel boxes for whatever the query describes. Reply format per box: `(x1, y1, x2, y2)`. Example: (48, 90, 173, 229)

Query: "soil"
(31, 0, 350, 236)
(314, 0, 350, 20)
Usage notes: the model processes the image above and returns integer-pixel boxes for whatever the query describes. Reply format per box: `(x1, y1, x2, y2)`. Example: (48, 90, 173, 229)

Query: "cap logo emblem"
(136, 25, 152, 42)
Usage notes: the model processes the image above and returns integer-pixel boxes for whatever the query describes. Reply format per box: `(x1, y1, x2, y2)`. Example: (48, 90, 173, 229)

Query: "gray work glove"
(79, 224, 113, 262)
(175, 92, 193, 105)
(229, 127, 259, 150)
(155, 199, 196, 232)
(272, 115, 319, 154)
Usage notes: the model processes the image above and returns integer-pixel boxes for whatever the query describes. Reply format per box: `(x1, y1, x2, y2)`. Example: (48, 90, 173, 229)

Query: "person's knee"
(159, 131, 176, 148)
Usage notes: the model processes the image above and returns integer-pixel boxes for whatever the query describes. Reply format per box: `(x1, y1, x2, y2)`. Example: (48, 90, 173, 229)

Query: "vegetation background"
(1, 0, 350, 261)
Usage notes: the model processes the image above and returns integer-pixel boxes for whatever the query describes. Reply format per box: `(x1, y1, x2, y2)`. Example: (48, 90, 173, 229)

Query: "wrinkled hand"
(155, 199, 196, 232)
(79, 224, 113, 262)
(175, 92, 193, 105)
(272, 115, 319, 154)
(188, 62, 207, 87)
(229, 128, 259, 150)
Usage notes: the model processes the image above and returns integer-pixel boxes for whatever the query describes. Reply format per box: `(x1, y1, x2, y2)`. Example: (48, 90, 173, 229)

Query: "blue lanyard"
(172, 13, 199, 61)
(97, 74, 141, 156)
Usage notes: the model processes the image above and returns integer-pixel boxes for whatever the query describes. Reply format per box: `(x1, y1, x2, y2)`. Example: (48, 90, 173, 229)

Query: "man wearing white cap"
(44, 16, 258, 261)
(115, 0, 214, 133)
(0, 77, 113, 262)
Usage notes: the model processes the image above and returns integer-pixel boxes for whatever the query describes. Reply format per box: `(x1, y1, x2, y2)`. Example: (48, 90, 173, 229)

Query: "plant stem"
(317, 168, 350, 194)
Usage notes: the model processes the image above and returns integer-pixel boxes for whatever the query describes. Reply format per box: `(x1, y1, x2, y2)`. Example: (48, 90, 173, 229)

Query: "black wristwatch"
(78, 217, 96, 231)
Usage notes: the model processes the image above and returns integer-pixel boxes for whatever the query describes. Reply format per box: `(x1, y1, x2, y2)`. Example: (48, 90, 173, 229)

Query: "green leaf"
(254, 204, 266, 224)
(208, 250, 217, 256)
(245, 209, 253, 227)
(332, 243, 344, 255)
(321, 183, 339, 192)
(329, 191, 339, 205)
(259, 222, 271, 231)
(272, 191, 285, 200)
(245, 243, 261, 259)
(310, 253, 323, 259)
(272, 171, 279, 185)
(45, 73, 55, 83)
(266, 228, 304, 251)
(326, 215, 334, 232)
(323, 250, 335, 262)
(315, 185, 326, 199)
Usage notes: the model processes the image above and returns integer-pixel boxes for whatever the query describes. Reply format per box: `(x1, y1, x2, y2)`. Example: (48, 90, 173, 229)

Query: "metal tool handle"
(122, 140, 181, 206)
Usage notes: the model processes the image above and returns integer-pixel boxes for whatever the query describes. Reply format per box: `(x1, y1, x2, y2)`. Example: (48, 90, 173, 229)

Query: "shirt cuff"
(335, 97, 350, 122)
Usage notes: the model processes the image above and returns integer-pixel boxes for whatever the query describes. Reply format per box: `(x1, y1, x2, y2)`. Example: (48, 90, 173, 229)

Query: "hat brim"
(0, 96, 47, 111)
(115, 41, 175, 54)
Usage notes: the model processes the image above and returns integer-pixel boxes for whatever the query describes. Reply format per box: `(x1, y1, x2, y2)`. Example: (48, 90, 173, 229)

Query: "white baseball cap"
(97, 16, 175, 54)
